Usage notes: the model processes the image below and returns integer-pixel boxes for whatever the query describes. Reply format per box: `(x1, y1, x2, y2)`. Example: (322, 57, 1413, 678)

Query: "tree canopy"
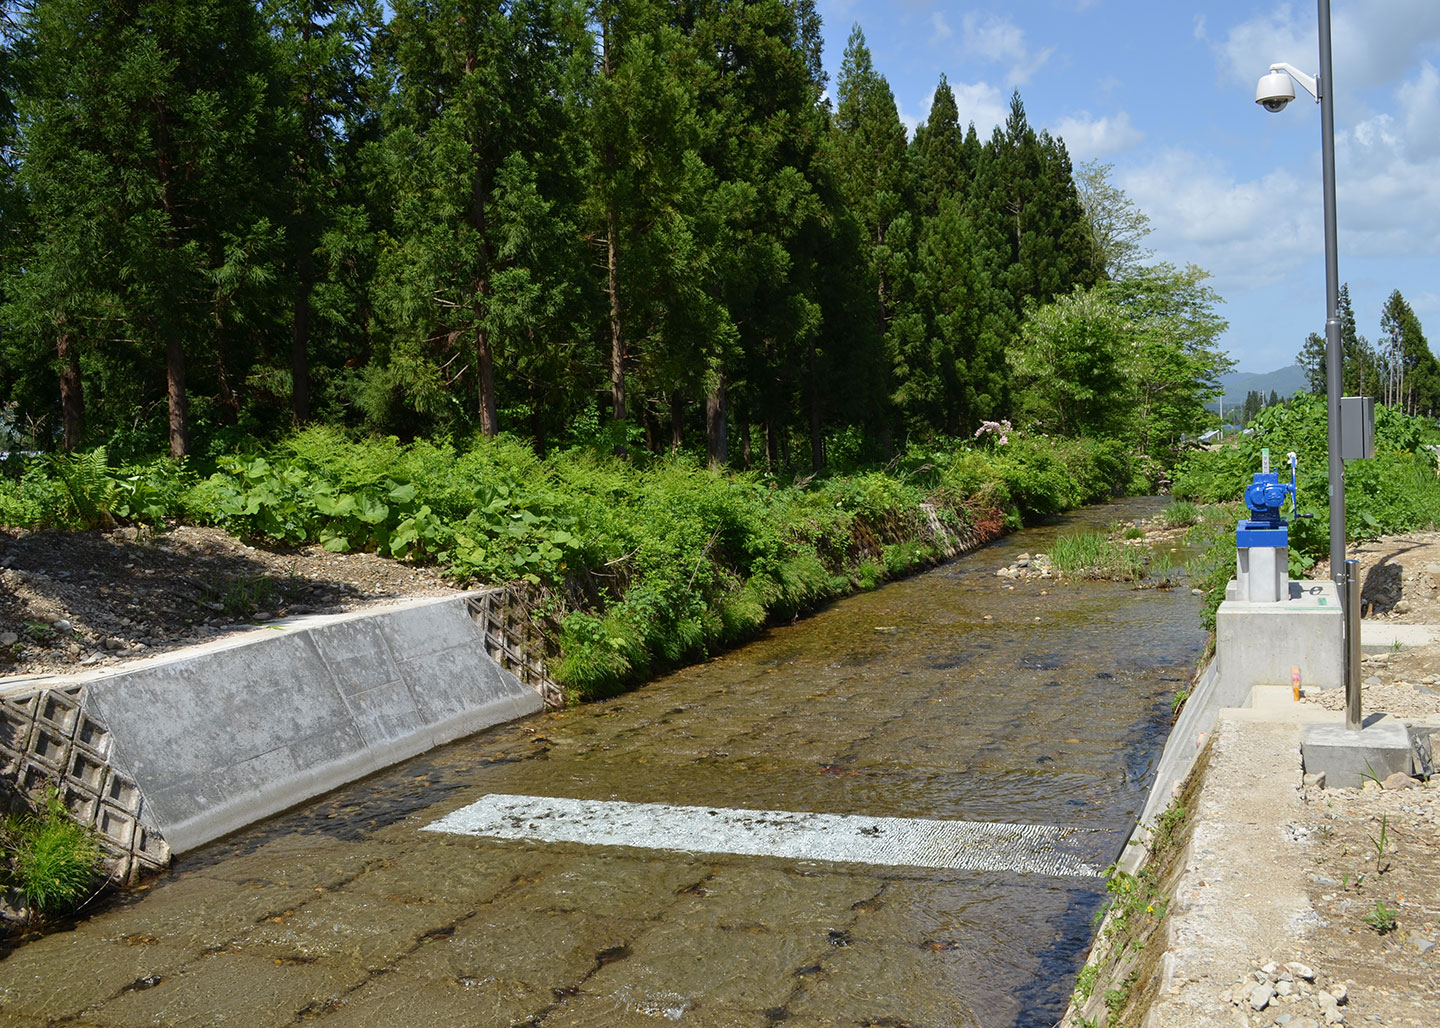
(1, 2, 1234, 480)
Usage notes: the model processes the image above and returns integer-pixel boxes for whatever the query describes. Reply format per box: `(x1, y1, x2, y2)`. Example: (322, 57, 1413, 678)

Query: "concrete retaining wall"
(1, 591, 547, 879)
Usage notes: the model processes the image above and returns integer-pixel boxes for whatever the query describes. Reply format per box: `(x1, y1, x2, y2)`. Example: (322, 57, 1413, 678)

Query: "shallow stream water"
(0, 497, 1207, 1028)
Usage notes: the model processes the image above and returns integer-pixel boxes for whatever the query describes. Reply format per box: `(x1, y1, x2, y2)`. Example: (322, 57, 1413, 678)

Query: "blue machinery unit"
(1235, 449, 1299, 603)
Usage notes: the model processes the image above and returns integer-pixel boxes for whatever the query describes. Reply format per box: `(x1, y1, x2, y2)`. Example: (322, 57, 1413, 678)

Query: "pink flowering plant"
(972, 419, 1011, 448)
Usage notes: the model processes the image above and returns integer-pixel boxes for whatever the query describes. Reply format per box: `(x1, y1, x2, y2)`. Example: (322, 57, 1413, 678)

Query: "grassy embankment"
(1, 428, 1144, 702)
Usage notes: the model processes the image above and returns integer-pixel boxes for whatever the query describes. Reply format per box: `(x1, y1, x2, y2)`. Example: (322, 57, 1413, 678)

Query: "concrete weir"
(0, 591, 548, 878)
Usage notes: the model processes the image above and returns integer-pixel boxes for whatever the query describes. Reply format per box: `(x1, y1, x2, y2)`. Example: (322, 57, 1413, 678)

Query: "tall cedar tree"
(1380, 289, 1440, 415)
(1298, 330, 1327, 394)
(978, 92, 1097, 314)
(1337, 284, 1378, 398)
(7, 0, 279, 458)
(0, 2, 23, 430)
(686, 0, 827, 468)
(374, 0, 588, 438)
(905, 80, 1007, 436)
(263, 0, 382, 424)
(587, 0, 727, 449)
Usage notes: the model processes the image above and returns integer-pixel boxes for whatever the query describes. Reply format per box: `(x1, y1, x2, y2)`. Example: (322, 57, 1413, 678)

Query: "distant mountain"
(1218, 364, 1309, 409)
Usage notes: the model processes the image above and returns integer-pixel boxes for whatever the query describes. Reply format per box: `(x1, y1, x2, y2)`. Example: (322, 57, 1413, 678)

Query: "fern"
(47, 447, 118, 530)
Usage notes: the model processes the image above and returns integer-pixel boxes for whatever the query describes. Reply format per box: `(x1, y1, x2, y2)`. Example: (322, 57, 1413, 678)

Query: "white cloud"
(931, 11, 953, 41)
(1118, 149, 1313, 292)
(947, 80, 1009, 136)
(960, 13, 1054, 86)
(1215, 1, 1440, 94)
(1334, 68, 1440, 258)
(1050, 110, 1145, 160)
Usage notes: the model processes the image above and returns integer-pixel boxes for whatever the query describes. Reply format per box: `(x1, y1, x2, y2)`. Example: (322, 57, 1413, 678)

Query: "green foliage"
(1363, 898, 1398, 935)
(47, 447, 118, 530)
(1, 789, 104, 915)
(1049, 531, 1148, 581)
(1160, 500, 1199, 529)
(0, 451, 192, 530)
(1174, 395, 1440, 625)
(2, 425, 1129, 701)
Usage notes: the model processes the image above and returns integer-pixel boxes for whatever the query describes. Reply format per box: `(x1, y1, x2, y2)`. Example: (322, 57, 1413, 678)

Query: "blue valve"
(1237, 450, 1299, 545)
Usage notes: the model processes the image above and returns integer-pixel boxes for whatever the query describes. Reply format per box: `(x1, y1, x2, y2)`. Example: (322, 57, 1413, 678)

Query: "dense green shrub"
(1, 426, 1140, 701)
(1174, 396, 1440, 630)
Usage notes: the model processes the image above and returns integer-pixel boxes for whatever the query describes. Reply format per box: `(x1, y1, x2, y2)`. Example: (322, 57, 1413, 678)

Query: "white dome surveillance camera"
(1256, 70, 1296, 112)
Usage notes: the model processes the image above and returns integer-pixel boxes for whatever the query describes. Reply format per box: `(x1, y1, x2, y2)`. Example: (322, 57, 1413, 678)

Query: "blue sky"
(812, 0, 1440, 374)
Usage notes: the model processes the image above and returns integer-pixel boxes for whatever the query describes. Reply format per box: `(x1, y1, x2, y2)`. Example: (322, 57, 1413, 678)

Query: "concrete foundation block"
(1300, 718, 1413, 788)
(1216, 580, 1343, 701)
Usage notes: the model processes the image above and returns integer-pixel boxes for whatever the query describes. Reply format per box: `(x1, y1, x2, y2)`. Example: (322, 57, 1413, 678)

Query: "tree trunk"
(530, 403, 547, 457)
(476, 322, 497, 437)
(291, 255, 313, 424)
(670, 392, 684, 452)
(602, 19, 626, 425)
(166, 333, 190, 459)
(608, 208, 625, 423)
(764, 419, 778, 471)
(57, 326, 84, 452)
(808, 343, 823, 473)
(706, 375, 727, 469)
(737, 402, 752, 469)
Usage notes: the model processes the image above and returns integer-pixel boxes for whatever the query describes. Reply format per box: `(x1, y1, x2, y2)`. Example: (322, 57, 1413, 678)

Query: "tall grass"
(1160, 500, 1200, 529)
(1049, 531, 1149, 581)
(2, 790, 104, 916)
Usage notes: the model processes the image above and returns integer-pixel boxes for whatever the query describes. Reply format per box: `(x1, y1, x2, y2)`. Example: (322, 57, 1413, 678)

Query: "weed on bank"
(1, 429, 1137, 701)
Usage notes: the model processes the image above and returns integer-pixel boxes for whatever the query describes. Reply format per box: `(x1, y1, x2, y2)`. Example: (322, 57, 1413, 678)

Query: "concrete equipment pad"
(1216, 580, 1343, 697)
(1299, 717, 1414, 788)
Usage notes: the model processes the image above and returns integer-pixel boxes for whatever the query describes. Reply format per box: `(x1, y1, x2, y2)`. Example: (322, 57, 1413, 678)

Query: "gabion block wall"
(1, 683, 171, 883)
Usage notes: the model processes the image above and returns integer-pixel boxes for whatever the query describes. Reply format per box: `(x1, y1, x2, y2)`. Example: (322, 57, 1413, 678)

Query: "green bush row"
(1, 428, 1136, 701)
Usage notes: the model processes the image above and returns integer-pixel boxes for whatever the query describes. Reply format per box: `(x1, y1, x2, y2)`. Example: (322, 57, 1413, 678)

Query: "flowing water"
(0, 497, 1207, 1028)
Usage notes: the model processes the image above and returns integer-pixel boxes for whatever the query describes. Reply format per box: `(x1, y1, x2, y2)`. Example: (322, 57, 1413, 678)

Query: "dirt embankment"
(0, 526, 461, 680)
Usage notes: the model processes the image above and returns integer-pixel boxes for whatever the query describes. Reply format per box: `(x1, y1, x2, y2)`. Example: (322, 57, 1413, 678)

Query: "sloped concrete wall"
(2, 593, 543, 872)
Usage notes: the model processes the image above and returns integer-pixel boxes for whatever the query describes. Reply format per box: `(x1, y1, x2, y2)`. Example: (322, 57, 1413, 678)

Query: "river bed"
(0, 497, 1206, 1028)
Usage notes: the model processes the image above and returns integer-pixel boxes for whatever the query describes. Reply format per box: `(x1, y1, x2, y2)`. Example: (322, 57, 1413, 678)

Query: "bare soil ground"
(0, 525, 462, 680)
(1136, 531, 1440, 1028)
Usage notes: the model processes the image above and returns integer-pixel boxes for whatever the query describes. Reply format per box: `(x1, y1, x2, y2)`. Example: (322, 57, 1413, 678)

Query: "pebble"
(0, 632, 16, 646)
(1383, 772, 1417, 790)
(1229, 962, 1348, 1025)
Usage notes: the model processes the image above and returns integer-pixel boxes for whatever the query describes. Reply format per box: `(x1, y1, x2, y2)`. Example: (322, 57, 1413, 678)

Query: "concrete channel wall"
(0, 590, 552, 880)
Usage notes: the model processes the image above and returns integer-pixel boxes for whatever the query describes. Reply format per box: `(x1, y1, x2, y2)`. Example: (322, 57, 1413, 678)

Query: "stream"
(0, 496, 1208, 1028)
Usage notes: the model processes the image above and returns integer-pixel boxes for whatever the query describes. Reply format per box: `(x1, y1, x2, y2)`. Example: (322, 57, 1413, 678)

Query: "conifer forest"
(0, 0, 1234, 472)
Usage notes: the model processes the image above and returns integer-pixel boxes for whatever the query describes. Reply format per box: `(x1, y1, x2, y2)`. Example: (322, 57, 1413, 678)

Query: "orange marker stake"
(1291, 665, 1301, 702)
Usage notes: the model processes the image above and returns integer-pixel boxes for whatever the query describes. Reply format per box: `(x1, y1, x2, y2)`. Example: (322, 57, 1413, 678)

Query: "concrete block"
(1359, 622, 1440, 653)
(83, 594, 543, 854)
(1216, 580, 1343, 699)
(1300, 718, 1412, 788)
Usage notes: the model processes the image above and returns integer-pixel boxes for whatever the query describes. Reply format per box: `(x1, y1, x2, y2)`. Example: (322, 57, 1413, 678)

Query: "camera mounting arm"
(1269, 62, 1320, 102)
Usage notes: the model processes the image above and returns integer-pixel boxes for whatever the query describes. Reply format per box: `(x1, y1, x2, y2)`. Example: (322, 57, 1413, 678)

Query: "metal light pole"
(1258, 0, 1354, 724)
(1316, 0, 1345, 596)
